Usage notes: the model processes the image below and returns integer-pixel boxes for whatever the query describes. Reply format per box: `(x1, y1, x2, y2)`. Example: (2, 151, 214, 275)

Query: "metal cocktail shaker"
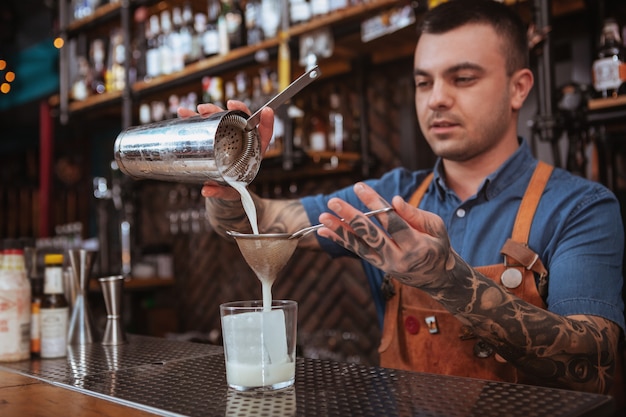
(113, 65, 321, 185)
(114, 110, 262, 185)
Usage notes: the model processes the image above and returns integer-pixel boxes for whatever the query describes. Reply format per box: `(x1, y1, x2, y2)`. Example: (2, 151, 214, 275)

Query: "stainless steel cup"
(113, 110, 262, 185)
(113, 65, 321, 186)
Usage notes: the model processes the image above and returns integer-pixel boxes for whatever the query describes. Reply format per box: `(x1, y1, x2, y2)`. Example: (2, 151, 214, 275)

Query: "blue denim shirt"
(301, 140, 625, 332)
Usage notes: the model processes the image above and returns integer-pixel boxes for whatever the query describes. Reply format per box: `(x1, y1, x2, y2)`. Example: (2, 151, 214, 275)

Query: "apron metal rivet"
(501, 268, 523, 289)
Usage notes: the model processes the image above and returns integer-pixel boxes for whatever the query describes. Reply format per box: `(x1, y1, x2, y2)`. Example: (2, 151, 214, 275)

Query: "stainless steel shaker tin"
(113, 110, 262, 185)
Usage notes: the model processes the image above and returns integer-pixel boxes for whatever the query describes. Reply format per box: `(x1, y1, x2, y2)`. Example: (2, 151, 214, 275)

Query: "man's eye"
(415, 79, 431, 88)
(456, 76, 476, 85)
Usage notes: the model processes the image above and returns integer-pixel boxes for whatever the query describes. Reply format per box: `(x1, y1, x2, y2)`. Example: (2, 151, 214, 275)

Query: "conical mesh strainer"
(227, 207, 394, 278)
(228, 232, 299, 280)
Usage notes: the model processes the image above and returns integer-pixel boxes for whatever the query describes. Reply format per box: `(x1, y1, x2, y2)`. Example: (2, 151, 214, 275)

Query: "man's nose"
(427, 81, 453, 109)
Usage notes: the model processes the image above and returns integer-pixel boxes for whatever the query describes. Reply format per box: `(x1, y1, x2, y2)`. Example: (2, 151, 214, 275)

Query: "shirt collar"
(431, 138, 536, 201)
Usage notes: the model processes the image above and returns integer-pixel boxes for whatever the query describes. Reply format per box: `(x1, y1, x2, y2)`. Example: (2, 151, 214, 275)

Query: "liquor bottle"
(71, 56, 90, 101)
(159, 10, 174, 75)
(203, 7, 221, 58)
(289, 0, 311, 25)
(0, 240, 32, 362)
(220, 0, 246, 51)
(261, 0, 280, 40)
(146, 14, 162, 78)
(40, 254, 69, 359)
(245, 0, 264, 46)
(22, 242, 43, 359)
(328, 87, 345, 153)
(250, 75, 264, 113)
(109, 28, 127, 92)
(308, 93, 329, 152)
(181, 3, 197, 65)
(170, 7, 185, 72)
(235, 71, 252, 109)
(224, 79, 236, 102)
(592, 18, 626, 98)
(30, 271, 43, 358)
(201, 13, 218, 57)
(90, 38, 106, 95)
(130, 7, 148, 84)
(329, 0, 348, 12)
(310, 0, 330, 18)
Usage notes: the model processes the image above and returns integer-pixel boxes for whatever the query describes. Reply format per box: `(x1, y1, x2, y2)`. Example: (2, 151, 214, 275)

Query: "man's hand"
(317, 182, 453, 289)
(177, 100, 275, 201)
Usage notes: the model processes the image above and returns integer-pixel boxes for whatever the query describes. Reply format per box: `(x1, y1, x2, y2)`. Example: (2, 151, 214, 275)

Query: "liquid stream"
(226, 179, 273, 312)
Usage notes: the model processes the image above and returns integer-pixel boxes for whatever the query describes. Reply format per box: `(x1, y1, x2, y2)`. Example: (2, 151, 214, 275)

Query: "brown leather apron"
(379, 161, 552, 383)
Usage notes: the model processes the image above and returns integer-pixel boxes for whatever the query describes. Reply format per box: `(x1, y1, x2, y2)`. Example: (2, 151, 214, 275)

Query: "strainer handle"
(245, 65, 322, 131)
(289, 207, 395, 239)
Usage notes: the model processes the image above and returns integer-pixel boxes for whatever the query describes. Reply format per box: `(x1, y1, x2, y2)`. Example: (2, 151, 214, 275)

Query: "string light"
(0, 59, 14, 95)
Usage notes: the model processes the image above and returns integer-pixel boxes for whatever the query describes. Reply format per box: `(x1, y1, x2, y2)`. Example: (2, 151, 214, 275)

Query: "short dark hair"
(417, 0, 529, 74)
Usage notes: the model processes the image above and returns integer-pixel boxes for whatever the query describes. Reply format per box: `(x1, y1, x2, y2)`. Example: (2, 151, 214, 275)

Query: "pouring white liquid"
(222, 179, 297, 390)
(225, 179, 274, 312)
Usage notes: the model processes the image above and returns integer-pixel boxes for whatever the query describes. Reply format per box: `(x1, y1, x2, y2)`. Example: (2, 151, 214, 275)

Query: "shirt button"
(404, 316, 420, 334)
(456, 208, 466, 218)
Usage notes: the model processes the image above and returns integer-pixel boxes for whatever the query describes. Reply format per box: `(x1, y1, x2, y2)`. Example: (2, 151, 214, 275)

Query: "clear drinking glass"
(220, 300, 297, 391)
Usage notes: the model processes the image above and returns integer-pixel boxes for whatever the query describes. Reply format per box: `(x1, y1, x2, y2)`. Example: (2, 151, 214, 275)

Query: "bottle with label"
(204, 0, 222, 57)
(180, 2, 197, 65)
(23, 242, 43, 358)
(0, 239, 32, 362)
(592, 18, 626, 98)
(220, 0, 246, 52)
(40, 254, 69, 359)
(170, 7, 185, 72)
(159, 10, 174, 75)
(30, 273, 43, 358)
(105, 28, 126, 93)
(146, 14, 162, 78)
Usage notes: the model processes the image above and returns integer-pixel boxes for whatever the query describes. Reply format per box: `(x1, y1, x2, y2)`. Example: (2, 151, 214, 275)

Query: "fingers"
(197, 102, 225, 116)
(257, 107, 275, 154)
(177, 107, 197, 118)
(225, 100, 251, 114)
(318, 187, 393, 241)
(201, 182, 242, 200)
(391, 195, 445, 238)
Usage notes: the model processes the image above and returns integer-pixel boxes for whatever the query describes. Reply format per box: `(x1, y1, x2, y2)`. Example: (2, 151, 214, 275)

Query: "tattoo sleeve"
(416, 251, 620, 394)
(205, 195, 317, 246)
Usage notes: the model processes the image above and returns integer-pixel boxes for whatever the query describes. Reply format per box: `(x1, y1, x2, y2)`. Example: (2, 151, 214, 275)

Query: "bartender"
(181, 0, 625, 406)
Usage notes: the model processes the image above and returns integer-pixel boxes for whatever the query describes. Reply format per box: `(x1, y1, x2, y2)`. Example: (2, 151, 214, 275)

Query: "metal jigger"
(99, 275, 127, 345)
(67, 249, 99, 344)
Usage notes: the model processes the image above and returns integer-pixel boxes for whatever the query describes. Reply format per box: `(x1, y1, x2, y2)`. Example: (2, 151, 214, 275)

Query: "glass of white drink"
(220, 300, 297, 391)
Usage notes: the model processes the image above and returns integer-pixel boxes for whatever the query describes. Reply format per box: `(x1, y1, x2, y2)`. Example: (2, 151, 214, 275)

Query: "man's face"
(413, 24, 516, 162)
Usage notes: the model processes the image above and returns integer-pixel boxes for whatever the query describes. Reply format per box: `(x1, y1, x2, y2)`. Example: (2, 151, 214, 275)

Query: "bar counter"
(0, 335, 615, 417)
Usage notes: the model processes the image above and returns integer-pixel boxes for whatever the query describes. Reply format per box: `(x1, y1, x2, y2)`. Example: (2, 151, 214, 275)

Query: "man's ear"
(510, 68, 534, 111)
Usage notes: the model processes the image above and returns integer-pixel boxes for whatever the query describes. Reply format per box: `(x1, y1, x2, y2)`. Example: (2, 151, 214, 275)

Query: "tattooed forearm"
(205, 196, 253, 236)
(416, 251, 619, 394)
(205, 195, 316, 246)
